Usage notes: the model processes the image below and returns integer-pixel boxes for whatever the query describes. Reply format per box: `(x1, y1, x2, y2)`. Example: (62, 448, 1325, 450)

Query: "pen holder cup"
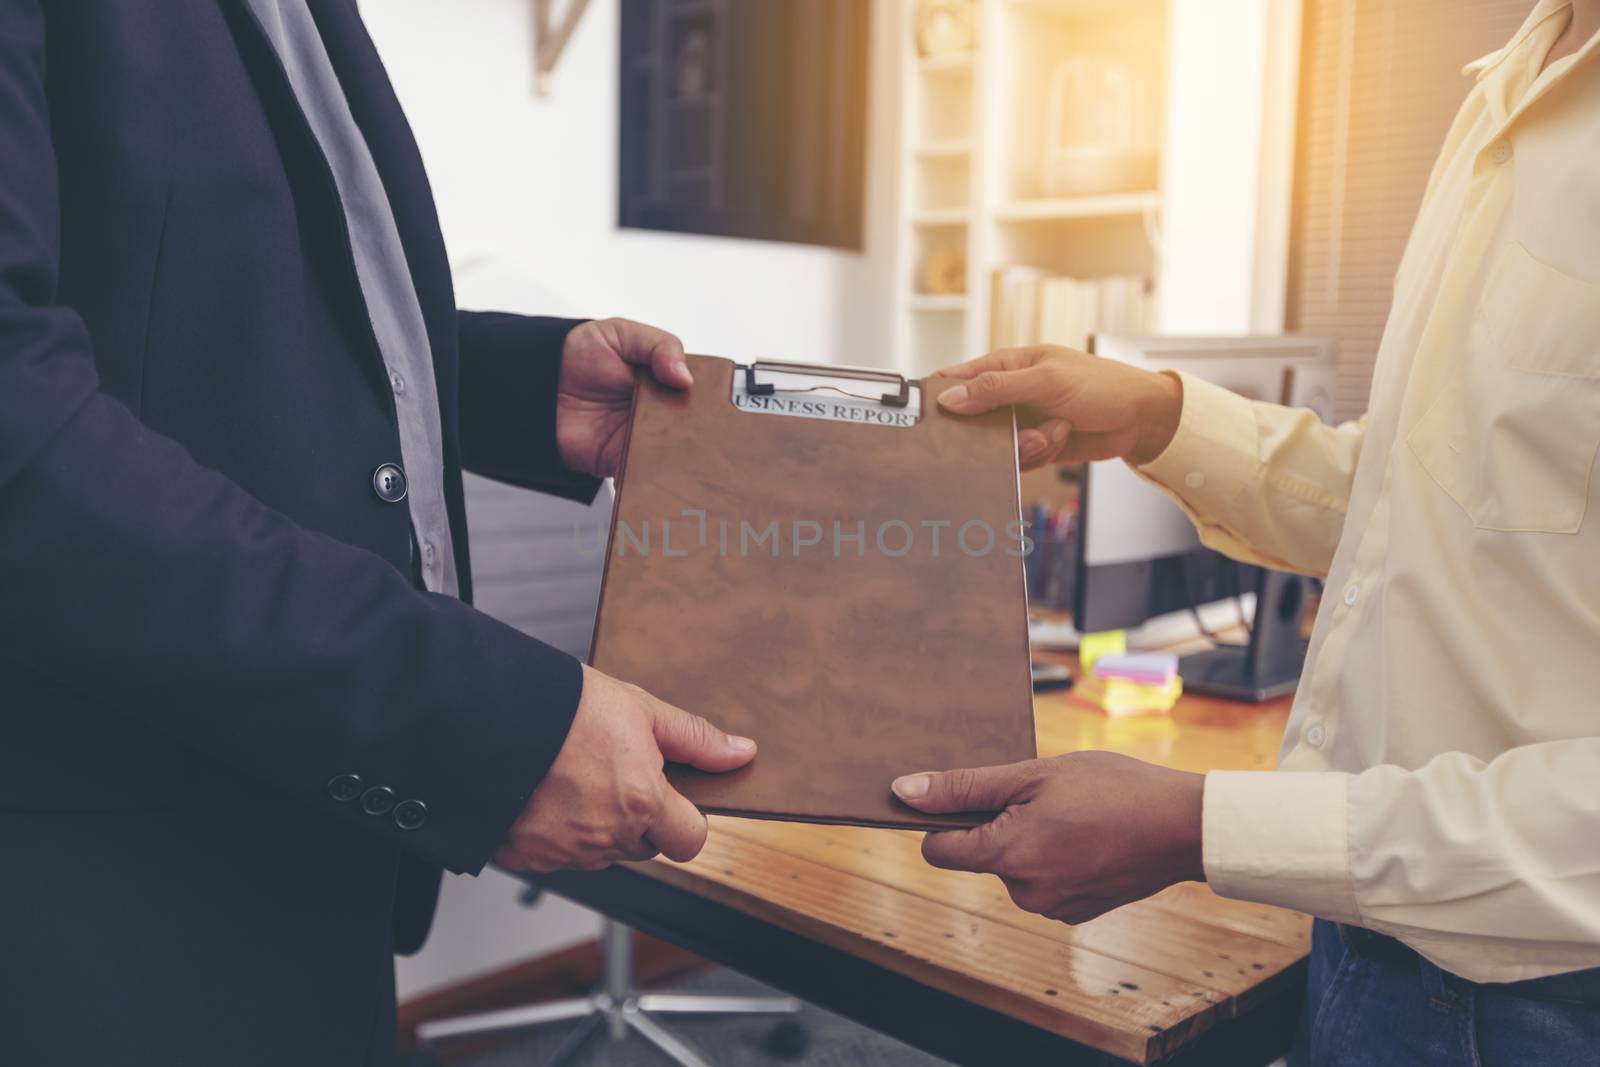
(1024, 534, 1077, 612)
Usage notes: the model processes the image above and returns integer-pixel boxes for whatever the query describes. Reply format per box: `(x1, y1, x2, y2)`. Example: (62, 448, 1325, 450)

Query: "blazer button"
(393, 799, 429, 831)
(326, 773, 363, 803)
(371, 463, 408, 504)
(360, 786, 396, 816)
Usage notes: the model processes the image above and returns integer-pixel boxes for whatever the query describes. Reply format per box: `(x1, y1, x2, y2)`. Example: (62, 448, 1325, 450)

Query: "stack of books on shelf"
(988, 268, 1155, 350)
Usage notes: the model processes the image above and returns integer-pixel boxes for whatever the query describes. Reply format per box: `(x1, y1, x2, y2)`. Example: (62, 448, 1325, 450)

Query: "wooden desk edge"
(629, 848, 1309, 1064)
(591, 646, 1310, 1063)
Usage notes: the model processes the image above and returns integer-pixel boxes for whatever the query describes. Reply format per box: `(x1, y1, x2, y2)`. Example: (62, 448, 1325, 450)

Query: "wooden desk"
(545, 667, 1308, 1065)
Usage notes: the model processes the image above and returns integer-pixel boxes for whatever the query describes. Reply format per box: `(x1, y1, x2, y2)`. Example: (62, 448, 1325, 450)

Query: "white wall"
(363, 0, 898, 365)
(361, 0, 899, 1000)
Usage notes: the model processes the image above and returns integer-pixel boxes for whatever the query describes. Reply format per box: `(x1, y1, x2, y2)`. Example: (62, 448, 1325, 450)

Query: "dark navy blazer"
(0, 3, 596, 1063)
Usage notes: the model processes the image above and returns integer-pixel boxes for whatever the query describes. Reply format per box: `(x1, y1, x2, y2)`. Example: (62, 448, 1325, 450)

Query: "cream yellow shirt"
(1140, 1, 1600, 982)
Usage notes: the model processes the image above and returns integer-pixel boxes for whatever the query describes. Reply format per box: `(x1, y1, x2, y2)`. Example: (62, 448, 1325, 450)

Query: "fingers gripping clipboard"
(589, 355, 1036, 830)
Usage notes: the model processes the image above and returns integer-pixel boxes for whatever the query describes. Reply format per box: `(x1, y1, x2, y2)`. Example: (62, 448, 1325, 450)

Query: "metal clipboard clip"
(743, 360, 913, 409)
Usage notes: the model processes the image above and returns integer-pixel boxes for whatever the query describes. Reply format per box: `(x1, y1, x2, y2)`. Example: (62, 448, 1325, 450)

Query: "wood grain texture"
(630, 657, 1309, 1064)
(635, 832, 1224, 1063)
(592, 354, 1035, 829)
(709, 821, 1308, 1011)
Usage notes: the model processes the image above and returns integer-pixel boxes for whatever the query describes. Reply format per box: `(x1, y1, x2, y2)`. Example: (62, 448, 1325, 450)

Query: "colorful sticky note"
(1093, 651, 1179, 686)
(1097, 676, 1183, 718)
(1079, 629, 1127, 674)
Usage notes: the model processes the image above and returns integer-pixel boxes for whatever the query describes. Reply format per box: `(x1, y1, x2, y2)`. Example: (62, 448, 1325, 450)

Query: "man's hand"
(556, 318, 693, 479)
(936, 346, 1184, 470)
(495, 666, 754, 872)
(891, 752, 1205, 924)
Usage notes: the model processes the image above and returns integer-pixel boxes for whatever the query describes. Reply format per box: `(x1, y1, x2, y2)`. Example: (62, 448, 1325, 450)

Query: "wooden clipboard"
(589, 355, 1036, 830)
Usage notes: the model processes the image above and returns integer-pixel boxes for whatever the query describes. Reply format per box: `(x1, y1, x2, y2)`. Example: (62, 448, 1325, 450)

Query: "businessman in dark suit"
(0, 3, 754, 1064)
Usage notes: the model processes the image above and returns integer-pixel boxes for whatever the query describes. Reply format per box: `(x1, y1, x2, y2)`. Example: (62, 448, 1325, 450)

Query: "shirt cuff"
(1135, 371, 1260, 520)
(1203, 770, 1364, 923)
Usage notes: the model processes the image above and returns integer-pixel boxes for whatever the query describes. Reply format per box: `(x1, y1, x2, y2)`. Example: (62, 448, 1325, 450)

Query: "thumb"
(606, 318, 692, 389)
(891, 762, 1035, 814)
(645, 776, 710, 862)
(649, 700, 756, 773)
(936, 364, 1053, 416)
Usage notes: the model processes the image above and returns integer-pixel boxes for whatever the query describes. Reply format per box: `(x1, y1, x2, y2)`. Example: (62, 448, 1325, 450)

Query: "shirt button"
(360, 786, 396, 816)
(372, 463, 408, 504)
(326, 773, 363, 803)
(1343, 583, 1359, 606)
(1184, 471, 1206, 490)
(422, 541, 437, 566)
(1306, 723, 1327, 748)
(394, 799, 429, 831)
(1488, 139, 1511, 164)
(390, 371, 406, 396)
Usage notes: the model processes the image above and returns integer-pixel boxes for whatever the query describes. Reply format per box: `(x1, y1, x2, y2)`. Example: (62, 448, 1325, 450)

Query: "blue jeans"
(1289, 920, 1600, 1066)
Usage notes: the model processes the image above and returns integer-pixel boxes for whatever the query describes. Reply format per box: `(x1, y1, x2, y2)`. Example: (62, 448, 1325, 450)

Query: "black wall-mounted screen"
(619, 0, 870, 250)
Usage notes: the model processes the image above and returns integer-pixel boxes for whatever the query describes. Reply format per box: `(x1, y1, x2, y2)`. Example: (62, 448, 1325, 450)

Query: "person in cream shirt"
(890, 2, 1600, 1062)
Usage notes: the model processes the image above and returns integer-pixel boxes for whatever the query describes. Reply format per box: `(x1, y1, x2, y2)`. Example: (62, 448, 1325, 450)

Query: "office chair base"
(415, 920, 800, 1066)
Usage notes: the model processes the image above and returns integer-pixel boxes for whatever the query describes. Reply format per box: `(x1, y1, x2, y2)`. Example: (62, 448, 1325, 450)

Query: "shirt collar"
(1462, 0, 1572, 80)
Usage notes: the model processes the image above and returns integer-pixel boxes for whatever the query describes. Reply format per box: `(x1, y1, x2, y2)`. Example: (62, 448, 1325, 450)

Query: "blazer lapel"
(223, 0, 398, 401)
(222, 0, 461, 441)
(305, 0, 461, 435)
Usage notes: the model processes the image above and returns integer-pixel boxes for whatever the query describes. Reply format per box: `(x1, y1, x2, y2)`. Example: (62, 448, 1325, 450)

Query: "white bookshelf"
(908, 293, 969, 312)
(889, 0, 1169, 377)
(910, 207, 973, 226)
(913, 139, 973, 159)
(886, 0, 1306, 375)
(917, 52, 976, 73)
(994, 191, 1161, 222)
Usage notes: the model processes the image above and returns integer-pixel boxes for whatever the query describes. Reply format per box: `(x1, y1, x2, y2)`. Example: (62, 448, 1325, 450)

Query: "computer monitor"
(1073, 334, 1336, 701)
